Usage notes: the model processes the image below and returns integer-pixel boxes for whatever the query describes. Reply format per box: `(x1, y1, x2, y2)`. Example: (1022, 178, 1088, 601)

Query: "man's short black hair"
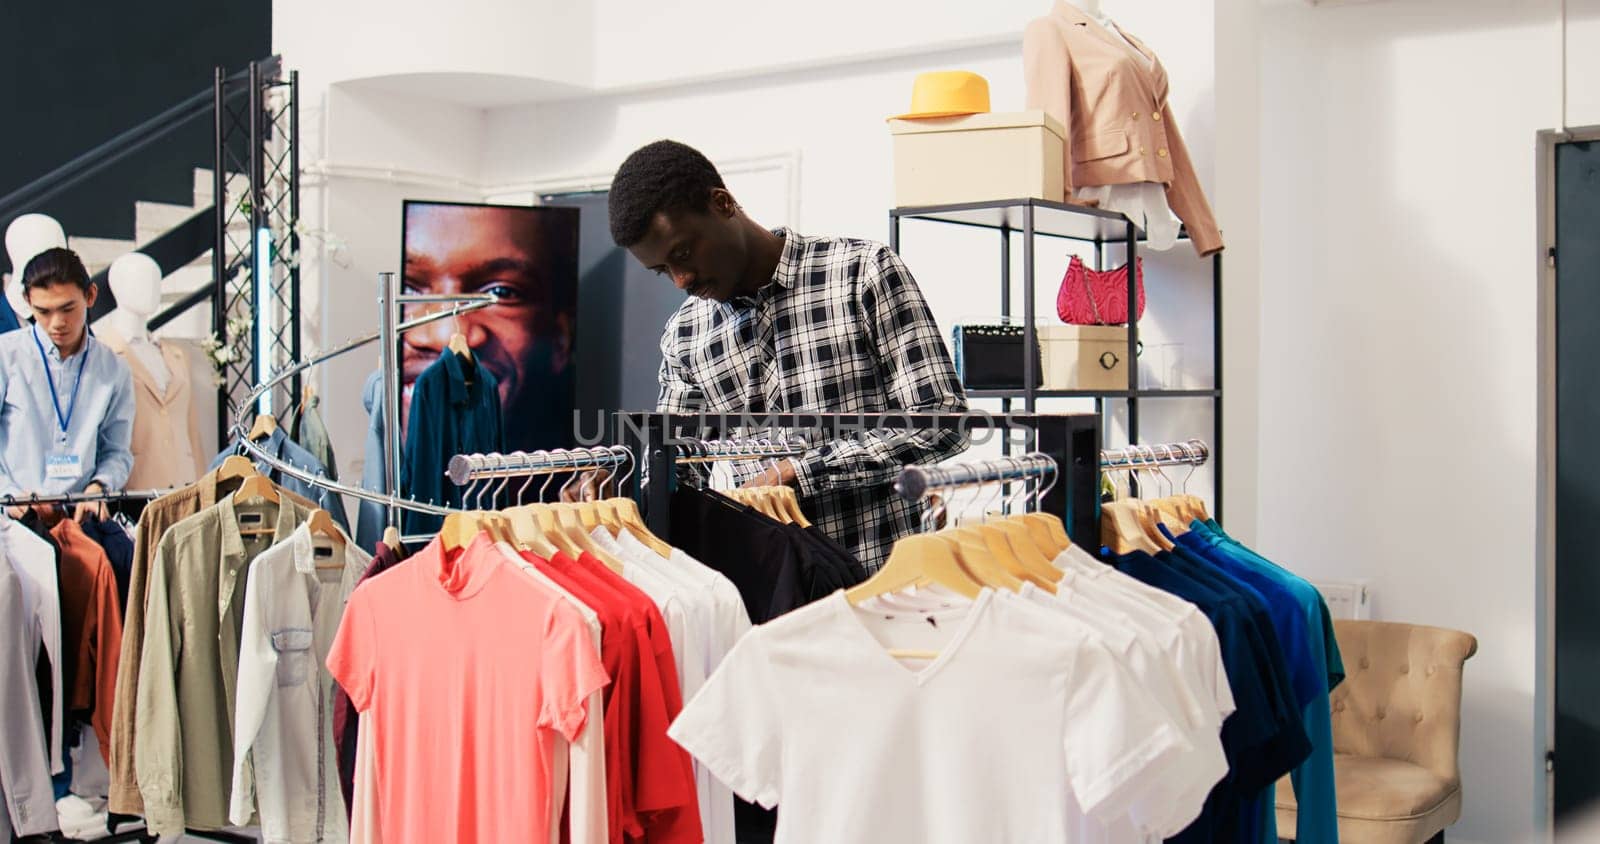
(22, 247, 92, 294)
(608, 140, 726, 248)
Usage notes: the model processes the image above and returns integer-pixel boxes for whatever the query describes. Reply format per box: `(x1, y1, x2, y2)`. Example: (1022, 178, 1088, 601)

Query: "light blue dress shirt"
(0, 325, 135, 497)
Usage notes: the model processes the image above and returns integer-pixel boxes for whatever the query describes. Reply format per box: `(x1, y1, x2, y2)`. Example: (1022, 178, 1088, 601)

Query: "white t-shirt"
(1012, 584, 1226, 837)
(865, 582, 1223, 840)
(1057, 545, 1236, 723)
(606, 527, 750, 844)
(669, 590, 1190, 843)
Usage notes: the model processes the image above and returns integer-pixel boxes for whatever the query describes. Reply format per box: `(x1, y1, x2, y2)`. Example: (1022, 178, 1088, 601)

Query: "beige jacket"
(1023, 1, 1224, 256)
(97, 327, 205, 490)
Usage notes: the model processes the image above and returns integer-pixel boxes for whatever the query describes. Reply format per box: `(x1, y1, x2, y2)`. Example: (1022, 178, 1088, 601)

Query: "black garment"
(401, 351, 503, 537)
(335, 541, 410, 817)
(77, 514, 134, 612)
(1115, 550, 1311, 844)
(667, 487, 866, 844)
(668, 487, 862, 623)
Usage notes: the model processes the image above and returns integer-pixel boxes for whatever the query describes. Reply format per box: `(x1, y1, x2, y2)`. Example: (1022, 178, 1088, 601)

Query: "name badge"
(46, 452, 82, 481)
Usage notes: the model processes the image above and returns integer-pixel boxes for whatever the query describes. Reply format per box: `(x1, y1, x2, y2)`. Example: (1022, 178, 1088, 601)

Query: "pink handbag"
(1055, 255, 1145, 325)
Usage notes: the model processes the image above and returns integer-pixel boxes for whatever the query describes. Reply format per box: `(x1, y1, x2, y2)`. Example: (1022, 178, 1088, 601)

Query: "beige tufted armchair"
(1276, 620, 1478, 844)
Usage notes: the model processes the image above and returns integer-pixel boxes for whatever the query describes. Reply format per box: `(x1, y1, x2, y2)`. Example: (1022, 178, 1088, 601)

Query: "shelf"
(967, 388, 1221, 400)
(892, 198, 1141, 243)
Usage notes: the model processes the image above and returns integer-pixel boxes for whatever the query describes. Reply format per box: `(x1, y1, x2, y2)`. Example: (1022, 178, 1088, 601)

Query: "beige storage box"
(888, 110, 1065, 207)
(1039, 325, 1134, 391)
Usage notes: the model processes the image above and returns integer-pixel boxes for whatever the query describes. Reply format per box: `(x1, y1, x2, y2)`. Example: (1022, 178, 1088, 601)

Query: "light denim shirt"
(209, 428, 351, 534)
(0, 325, 135, 497)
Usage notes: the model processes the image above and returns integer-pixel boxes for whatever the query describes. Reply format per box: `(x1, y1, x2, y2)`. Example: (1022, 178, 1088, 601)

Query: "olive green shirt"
(133, 493, 312, 835)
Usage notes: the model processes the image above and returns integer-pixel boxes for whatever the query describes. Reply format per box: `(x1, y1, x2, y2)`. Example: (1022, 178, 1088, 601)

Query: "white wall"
(300, 85, 486, 483)
(1257, 2, 1589, 841)
(480, 0, 1226, 495)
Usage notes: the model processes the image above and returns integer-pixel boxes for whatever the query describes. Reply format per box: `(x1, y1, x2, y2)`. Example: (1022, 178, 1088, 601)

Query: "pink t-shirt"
(327, 534, 609, 843)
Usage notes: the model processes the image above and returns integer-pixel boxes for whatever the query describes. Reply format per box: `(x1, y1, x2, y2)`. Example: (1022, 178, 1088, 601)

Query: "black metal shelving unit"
(889, 196, 1224, 518)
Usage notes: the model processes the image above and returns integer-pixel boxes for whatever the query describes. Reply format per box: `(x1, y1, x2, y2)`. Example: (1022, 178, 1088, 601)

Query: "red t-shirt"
(570, 552, 699, 843)
(525, 551, 697, 844)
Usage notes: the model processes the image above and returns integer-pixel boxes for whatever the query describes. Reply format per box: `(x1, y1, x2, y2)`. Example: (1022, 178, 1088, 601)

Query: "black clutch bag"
(951, 324, 1044, 390)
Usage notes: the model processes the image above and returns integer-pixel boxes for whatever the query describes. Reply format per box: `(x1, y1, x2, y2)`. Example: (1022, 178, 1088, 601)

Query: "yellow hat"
(890, 71, 991, 120)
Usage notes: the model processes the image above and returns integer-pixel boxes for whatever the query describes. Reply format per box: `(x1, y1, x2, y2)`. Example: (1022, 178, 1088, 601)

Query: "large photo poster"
(401, 200, 578, 451)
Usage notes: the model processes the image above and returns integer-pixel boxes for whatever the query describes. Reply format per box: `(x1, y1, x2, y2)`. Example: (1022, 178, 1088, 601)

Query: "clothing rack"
(895, 452, 1056, 502)
(446, 446, 631, 486)
(375, 272, 498, 531)
(1099, 439, 1211, 470)
(0, 488, 171, 507)
(226, 274, 499, 520)
(671, 435, 810, 464)
(614, 411, 1102, 544)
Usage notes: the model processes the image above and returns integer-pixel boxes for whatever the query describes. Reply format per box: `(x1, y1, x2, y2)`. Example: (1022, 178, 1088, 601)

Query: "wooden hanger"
(247, 413, 278, 442)
(217, 454, 258, 483)
(306, 508, 348, 570)
(609, 498, 674, 558)
(548, 504, 624, 572)
(448, 332, 472, 361)
(773, 487, 811, 528)
(439, 511, 484, 554)
(846, 533, 984, 604)
(232, 473, 279, 506)
(231, 474, 279, 537)
(381, 525, 402, 555)
(992, 517, 1063, 585)
(515, 504, 581, 558)
(504, 505, 561, 559)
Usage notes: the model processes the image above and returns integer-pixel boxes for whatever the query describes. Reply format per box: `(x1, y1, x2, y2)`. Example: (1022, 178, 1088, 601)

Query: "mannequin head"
(5, 214, 67, 317)
(109, 253, 163, 318)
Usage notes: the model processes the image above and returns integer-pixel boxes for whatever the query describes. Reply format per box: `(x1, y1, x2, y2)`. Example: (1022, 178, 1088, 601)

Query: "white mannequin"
(4, 214, 67, 319)
(105, 253, 171, 393)
(1068, 0, 1103, 16)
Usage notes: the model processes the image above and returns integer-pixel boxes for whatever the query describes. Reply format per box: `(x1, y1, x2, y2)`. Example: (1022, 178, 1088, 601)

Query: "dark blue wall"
(0, 0, 272, 274)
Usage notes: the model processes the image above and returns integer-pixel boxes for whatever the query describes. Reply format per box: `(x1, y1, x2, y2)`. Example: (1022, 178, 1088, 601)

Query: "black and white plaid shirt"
(657, 228, 969, 572)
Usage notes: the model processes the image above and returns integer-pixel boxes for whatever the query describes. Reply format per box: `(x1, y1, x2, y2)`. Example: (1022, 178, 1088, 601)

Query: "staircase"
(73, 167, 247, 341)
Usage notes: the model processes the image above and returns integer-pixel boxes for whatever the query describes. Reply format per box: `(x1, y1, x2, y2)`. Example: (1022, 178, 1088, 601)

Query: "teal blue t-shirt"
(1190, 520, 1343, 844)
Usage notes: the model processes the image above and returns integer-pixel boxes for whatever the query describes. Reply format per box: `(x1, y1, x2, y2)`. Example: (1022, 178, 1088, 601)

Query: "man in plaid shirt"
(579, 139, 967, 572)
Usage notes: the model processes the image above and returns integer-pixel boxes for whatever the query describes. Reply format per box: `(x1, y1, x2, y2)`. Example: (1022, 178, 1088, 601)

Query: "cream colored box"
(888, 110, 1066, 207)
(1039, 324, 1133, 391)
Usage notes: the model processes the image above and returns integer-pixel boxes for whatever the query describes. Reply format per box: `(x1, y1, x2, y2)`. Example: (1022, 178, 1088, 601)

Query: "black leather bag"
(951, 324, 1044, 390)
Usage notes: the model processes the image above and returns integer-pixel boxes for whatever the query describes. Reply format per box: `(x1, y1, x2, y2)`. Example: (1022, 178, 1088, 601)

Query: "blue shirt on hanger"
(400, 351, 503, 538)
(209, 426, 350, 533)
(1186, 521, 1343, 844)
(357, 369, 388, 552)
(1114, 550, 1312, 844)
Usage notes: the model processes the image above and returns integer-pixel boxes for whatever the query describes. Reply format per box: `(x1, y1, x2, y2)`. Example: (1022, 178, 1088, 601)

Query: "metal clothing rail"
(226, 277, 501, 520)
(615, 411, 1102, 543)
(0, 488, 171, 507)
(673, 436, 809, 464)
(895, 452, 1056, 502)
(447, 446, 631, 486)
(376, 272, 499, 529)
(1100, 440, 1210, 470)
